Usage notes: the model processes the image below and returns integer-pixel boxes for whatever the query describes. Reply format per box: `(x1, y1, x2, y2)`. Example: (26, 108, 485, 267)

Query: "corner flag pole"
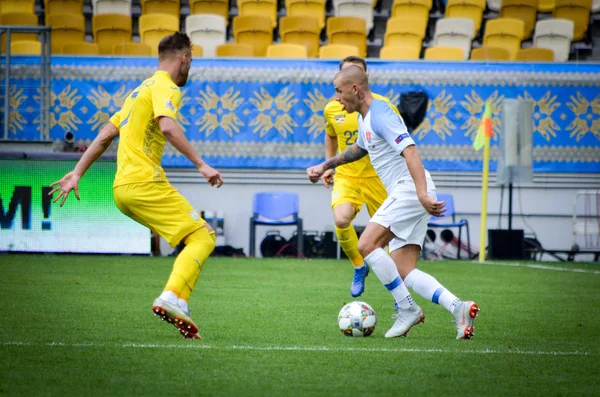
(473, 102, 493, 263)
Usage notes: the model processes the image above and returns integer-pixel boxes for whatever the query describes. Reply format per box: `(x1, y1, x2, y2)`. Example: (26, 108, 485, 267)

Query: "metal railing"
(0, 25, 51, 141)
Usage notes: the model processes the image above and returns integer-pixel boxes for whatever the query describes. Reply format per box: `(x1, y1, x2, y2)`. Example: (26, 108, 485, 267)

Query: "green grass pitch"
(1, 254, 599, 396)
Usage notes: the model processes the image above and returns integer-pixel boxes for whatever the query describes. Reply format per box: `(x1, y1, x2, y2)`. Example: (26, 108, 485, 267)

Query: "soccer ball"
(337, 301, 377, 337)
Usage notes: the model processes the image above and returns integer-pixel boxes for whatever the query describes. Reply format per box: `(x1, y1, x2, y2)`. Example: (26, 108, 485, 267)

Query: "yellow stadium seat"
(233, 15, 273, 56)
(470, 46, 510, 60)
(266, 43, 308, 58)
(140, 0, 180, 17)
(216, 43, 255, 56)
(391, 0, 432, 21)
(191, 45, 203, 56)
(384, 17, 426, 50)
(379, 45, 420, 60)
(62, 41, 100, 55)
(538, 0, 555, 12)
(553, 0, 592, 41)
(515, 47, 555, 61)
(10, 40, 41, 55)
(280, 16, 321, 58)
(189, 0, 229, 23)
(0, 0, 35, 14)
(286, 0, 325, 30)
(318, 43, 359, 58)
(47, 13, 86, 53)
(424, 45, 464, 60)
(0, 13, 38, 52)
(113, 42, 152, 56)
(500, 0, 540, 39)
(44, 0, 84, 16)
(93, 14, 132, 55)
(483, 18, 525, 60)
(238, 0, 278, 28)
(326, 16, 367, 57)
(445, 0, 486, 35)
(138, 13, 179, 56)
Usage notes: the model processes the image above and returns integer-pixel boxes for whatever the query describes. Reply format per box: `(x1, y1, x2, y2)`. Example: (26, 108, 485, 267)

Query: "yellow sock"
(336, 225, 363, 267)
(164, 228, 216, 299)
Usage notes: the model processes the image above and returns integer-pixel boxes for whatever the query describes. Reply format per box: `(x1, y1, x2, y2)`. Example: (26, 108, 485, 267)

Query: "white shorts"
(370, 179, 436, 252)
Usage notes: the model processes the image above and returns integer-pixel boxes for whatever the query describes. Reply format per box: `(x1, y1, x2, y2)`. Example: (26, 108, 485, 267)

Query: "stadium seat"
(593, 0, 600, 13)
(538, 0, 555, 12)
(533, 18, 574, 61)
(553, 0, 592, 41)
(445, 0, 486, 35)
(515, 47, 555, 61)
(189, 0, 229, 23)
(238, 0, 278, 28)
(318, 43, 360, 58)
(47, 13, 86, 54)
(470, 46, 511, 60)
(280, 16, 321, 58)
(500, 0, 540, 39)
(62, 41, 101, 55)
(249, 191, 303, 258)
(391, 0, 432, 22)
(10, 40, 41, 55)
(93, 13, 132, 55)
(427, 193, 471, 259)
(384, 17, 426, 51)
(266, 43, 308, 58)
(433, 17, 475, 60)
(0, 0, 35, 14)
(138, 13, 179, 56)
(191, 45, 203, 56)
(424, 45, 465, 60)
(483, 17, 525, 60)
(215, 42, 254, 56)
(286, 0, 326, 30)
(92, 0, 132, 15)
(185, 14, 227, 57)
(486, 0, 501, 12)
(334, 0, 374, 32)
(379, 45, 421, 59)
(0, 13, 38, 52)
(113, 42, 152, 55)
(140, 0, 180, 17)
(233, 15, 273, 56)
(326, 16, 367, 57)
(44, 0, 84, 16)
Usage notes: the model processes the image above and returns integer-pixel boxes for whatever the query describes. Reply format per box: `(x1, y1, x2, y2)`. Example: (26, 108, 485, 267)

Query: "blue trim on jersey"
(432, 287, 445, 304)
(385, 277, 402, 291)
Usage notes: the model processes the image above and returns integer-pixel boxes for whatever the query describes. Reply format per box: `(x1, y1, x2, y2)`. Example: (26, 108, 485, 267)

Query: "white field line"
(480, 261, 600, 275)
(0, 341, 594, 356)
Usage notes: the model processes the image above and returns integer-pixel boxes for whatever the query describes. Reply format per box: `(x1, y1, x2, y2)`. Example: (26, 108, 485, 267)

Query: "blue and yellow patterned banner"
(4, 56, 600, 172)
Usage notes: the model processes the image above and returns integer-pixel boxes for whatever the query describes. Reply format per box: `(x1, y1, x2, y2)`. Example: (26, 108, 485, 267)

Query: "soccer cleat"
(384, 305, 425, 338)
(453, 300, 479, 340)
(350, 265, 370, 297)
(152, 297, 202, 339)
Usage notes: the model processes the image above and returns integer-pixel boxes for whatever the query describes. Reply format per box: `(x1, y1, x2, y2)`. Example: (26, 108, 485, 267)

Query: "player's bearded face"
(177, 52, 191, 87)
(336, 84, 358, 113)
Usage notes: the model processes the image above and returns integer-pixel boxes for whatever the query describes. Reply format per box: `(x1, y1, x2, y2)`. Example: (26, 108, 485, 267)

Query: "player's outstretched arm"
(158, 117, 223, 188)
(307, 143, 367, 183)
(49, 122, 120, 207)
(403, 145, 445, 217)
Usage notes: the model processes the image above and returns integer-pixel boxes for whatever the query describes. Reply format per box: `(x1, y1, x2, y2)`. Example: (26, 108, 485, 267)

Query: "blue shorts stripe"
(432, 287, 444, 304)
(385, 277, 402, 291)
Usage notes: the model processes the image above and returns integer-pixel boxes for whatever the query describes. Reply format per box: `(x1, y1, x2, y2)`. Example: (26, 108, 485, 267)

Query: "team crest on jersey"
(334, 115, 345, 124)
(395, 133, 409, 144)
(165, 99, 175, 111)
(365, 131, 372, 142)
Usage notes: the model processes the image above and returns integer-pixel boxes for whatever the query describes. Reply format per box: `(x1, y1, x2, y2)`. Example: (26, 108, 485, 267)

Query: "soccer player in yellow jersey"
(322, 56, 400, 298)
(49, 33, 222, 339)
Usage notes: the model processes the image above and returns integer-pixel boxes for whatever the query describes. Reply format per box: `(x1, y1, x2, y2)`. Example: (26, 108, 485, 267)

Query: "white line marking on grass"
(481, 261, 600, 275)
(1, 341, 594, 356)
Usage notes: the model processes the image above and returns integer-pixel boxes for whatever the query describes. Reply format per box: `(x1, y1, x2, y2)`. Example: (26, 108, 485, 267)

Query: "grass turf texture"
(1, 254, 599, 396)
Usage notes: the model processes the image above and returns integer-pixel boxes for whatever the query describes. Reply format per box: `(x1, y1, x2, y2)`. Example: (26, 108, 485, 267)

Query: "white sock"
(404, 269, 461, 314)
(178, 299, 189, 313)
(159, 290, 179, 304)
(364, 248, 414, 310)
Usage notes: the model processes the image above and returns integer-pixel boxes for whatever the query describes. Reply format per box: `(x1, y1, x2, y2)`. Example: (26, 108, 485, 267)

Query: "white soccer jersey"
(357, 98, 431, 193)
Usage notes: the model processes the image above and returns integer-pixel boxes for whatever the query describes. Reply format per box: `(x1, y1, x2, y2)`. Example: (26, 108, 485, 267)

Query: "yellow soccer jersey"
(324, 93, 400, 178)
(109, 71, 181, 188)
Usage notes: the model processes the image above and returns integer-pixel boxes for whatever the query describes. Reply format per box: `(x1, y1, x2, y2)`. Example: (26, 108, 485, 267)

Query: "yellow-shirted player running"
(322, 56, 400, 297)
(49, 33, 222, 339)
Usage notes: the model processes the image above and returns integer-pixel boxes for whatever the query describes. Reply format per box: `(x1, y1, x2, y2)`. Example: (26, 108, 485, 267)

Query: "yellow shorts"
(113, 182, 206, 247)
(331, 176, 387, 217)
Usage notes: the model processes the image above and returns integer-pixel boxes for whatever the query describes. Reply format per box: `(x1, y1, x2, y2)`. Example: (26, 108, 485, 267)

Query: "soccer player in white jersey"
(307, 65, 479, 339)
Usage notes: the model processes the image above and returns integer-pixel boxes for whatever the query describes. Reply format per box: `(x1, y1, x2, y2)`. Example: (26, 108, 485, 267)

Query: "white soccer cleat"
(152, 297, 201, 339)
(384, 305, 425, 338)
(453, 300, 479, 340)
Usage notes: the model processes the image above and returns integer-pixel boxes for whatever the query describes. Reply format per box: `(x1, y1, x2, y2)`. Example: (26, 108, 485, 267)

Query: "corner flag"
(473, 102, 493, 150)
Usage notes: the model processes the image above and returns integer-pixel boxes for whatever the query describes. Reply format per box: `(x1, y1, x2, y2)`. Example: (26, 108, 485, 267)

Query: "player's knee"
(333, 213, 353, 229)
(357, 239, 377, 258)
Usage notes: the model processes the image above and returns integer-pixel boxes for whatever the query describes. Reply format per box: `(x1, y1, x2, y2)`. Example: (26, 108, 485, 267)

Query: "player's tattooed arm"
(323, 143, 368, 170)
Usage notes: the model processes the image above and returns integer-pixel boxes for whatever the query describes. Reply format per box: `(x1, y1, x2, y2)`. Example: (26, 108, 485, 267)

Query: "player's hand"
(322, 169, 334, 189)
(419, 194, 446, 217)
(49, 171, 81, 207)
(198, 164, 223, 188)
(306, 164, 325, 184)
